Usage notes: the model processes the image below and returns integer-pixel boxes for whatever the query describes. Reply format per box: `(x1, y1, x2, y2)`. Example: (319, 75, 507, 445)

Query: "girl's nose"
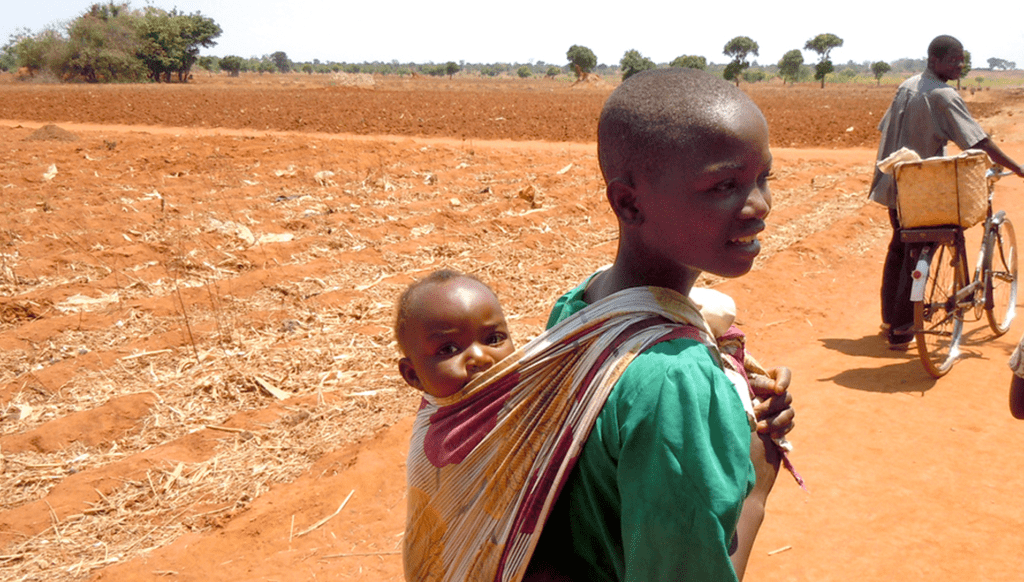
(744, 183, 772, 219)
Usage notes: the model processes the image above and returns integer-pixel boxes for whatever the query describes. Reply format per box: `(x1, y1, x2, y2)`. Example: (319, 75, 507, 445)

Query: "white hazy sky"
(4, 0, 1024, 69)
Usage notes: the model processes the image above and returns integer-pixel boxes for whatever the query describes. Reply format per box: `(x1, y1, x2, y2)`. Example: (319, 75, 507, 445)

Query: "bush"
(517, 65, 531, 78)
(619, 49, 655, 81)
(220, 55, 243, 76)
(741, 69, 766, 83)
(669, 55, 706, 70)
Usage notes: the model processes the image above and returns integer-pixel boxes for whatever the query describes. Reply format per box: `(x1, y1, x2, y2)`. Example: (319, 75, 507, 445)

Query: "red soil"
(1, 73, 1023, 582)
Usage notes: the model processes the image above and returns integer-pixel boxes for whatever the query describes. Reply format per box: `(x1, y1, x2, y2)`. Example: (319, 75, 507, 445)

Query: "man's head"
(927, 35, 965, 82)
(395, 270, 514, 398)
(596, 68, 773, 289)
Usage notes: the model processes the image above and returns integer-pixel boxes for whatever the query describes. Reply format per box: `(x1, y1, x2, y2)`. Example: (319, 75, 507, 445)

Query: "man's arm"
(971, 137, 1024, 177)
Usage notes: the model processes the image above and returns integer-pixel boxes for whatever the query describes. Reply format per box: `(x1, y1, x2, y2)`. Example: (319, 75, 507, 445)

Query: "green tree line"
(1, 1, 219, 82)
(4, 13, 1018, 86)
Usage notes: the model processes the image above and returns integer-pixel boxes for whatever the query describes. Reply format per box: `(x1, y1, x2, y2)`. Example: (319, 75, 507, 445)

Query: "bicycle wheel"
(985, 217, 1018, 335)
(915, 242, 968, 377)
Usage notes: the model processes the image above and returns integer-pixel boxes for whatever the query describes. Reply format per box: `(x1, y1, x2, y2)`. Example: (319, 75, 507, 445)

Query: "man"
(870, 35, 1024, 348)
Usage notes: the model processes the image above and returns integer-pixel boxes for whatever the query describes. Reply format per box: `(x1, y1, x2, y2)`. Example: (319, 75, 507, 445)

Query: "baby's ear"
(606, 177, 643, 225)
(398, 357, 425, 391)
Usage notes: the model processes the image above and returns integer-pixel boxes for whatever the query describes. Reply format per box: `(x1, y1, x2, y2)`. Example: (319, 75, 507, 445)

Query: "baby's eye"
(436, 343, 460, 356)
(486, 332, 508, 346)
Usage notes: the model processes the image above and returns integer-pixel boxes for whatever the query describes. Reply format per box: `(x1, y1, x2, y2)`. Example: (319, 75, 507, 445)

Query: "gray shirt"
(869, 69, 988, 208)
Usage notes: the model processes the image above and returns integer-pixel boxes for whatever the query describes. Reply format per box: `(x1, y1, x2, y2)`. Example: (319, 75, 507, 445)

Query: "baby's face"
(398, 278, 514, 398)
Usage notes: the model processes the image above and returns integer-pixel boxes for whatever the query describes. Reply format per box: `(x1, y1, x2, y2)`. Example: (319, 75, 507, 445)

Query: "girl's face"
(398, 278, 514, 398)
(633, 102, 772, 288)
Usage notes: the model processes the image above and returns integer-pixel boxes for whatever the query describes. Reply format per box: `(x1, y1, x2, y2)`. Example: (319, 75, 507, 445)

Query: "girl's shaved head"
(597, 68, 762, 184)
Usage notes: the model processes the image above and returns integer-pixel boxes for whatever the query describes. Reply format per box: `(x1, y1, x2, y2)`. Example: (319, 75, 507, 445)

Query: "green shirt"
(537, 278, 755, 582)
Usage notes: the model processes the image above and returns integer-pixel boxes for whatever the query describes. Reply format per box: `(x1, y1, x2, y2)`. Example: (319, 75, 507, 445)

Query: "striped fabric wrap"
(403, 285, 746, 582)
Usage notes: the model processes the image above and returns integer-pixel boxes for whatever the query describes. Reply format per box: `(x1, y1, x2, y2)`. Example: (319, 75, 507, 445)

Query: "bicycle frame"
(900, 167, 1016, 376)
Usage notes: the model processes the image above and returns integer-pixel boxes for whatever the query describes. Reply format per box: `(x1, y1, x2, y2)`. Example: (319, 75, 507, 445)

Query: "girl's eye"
(710, 179, 737, 193)
(487, 332, 508, 346)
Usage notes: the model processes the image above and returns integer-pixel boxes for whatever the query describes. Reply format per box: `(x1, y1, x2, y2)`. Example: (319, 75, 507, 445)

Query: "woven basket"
(895, 151, 990, 228)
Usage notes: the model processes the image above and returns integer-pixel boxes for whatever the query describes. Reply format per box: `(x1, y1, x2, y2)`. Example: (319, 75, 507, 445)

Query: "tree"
(62, 3, 146, 83)
(566, 44, 596, 79)
(778, 49, 803, 85)
(136, 7, 221, 82)
(619, 49, 655, 81)
(0, 46, 14, 72)
(220, 54, 242, 76)
(4, 27, 65, 75)
(256, 57, 275, 74)
(804, 33, 843, 88)
(270, 51, 290, 73)
(545, 65, 560, 78)
(987, 57, 1015, 70)
(517, 65, 531, 78)
(722, 36, 758, 86)
(870, 61, 891, 85)
(669, 55, 706, 70)
(197, 55, 218, 73)
(445, 61, 459, 78)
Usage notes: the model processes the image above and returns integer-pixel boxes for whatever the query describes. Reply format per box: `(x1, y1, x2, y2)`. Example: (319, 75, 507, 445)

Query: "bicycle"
(900, 166, 1018, 377)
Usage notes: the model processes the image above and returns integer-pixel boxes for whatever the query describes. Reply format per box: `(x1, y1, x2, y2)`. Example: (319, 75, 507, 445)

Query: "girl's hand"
(751, 367, 794, 440)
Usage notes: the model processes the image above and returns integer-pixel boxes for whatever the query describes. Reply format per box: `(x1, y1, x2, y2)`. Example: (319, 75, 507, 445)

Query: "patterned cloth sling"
(403, 285, 743, 582)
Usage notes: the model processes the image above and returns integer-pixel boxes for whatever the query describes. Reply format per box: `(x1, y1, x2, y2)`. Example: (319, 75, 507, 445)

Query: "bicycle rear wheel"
(915, 242, 968, 377)
(985, 217, 1018, 335)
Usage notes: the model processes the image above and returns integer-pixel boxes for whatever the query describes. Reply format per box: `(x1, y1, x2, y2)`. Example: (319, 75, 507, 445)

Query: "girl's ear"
(399, 357, 425, 392)
(606, 176, 644, 226)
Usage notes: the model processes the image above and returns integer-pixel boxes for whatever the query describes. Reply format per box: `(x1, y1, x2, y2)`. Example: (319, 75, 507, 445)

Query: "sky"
(4, 0, 1024, 70)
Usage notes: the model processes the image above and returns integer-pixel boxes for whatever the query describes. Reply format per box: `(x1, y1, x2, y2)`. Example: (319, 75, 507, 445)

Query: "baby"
(395, 269, 515, 398)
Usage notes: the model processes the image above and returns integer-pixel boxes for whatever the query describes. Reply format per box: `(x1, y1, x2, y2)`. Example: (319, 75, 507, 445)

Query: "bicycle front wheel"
(985, 217, 1018, 335)
(915, 242, 968, 377)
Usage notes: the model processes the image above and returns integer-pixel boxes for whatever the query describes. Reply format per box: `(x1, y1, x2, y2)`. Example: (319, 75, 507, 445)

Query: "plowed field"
(2, 73, 1024, 582)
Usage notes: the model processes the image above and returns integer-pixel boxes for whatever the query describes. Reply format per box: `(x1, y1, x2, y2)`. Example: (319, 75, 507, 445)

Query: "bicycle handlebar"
(986, 166, 1013, 179)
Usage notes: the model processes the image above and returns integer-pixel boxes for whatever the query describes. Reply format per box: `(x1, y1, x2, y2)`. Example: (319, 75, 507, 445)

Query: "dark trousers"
(881, 208, 917, 341)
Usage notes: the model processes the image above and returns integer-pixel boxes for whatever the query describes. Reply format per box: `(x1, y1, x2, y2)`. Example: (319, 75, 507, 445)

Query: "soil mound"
(24, 124, 79, 142)
(571, 72, 609, 87)
(330, 72, 375, 88)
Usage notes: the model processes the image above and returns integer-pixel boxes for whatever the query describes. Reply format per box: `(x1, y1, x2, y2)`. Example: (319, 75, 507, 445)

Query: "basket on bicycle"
(894, 150, 990, 229)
